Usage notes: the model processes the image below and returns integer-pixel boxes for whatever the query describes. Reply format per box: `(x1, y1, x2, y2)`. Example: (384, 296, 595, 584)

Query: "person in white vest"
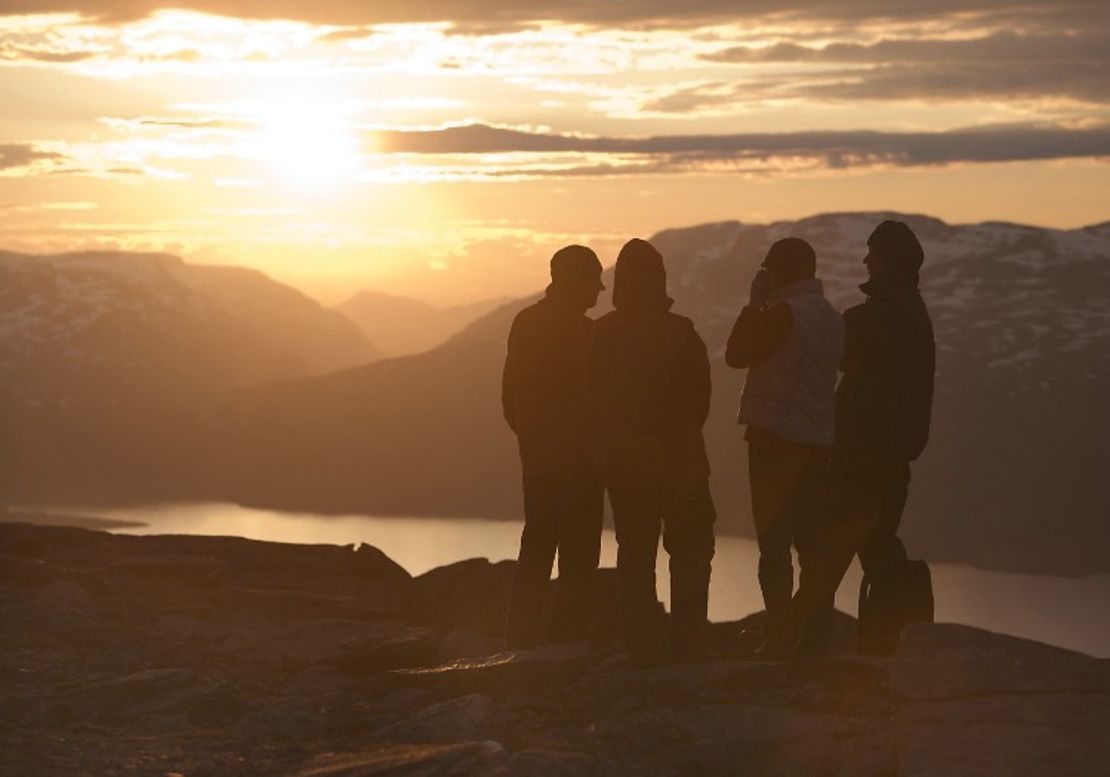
(725, 237, 845, 655)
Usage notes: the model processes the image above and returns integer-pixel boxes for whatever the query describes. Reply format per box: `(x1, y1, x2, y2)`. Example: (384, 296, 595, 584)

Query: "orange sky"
(1, 3, 1108, 303)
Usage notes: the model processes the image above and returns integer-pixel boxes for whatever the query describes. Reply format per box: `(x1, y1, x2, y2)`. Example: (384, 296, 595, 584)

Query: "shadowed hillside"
(0, 250, 378, 501)
(337, 290, 507, 357)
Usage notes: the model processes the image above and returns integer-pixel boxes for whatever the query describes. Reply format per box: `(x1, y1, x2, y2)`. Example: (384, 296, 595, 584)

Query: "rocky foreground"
(1, 523, 1108, 776)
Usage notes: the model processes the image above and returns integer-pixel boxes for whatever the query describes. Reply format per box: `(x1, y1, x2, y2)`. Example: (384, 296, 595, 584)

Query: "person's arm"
(841, 303, 873, 371)
(725, 302, 792, 368)
(501, 317, 520, 432)
(688, 323, 712, 429)
(585, 321, 620, 478)
(586, 322, 614, 433)
(667, 318, 713, 431)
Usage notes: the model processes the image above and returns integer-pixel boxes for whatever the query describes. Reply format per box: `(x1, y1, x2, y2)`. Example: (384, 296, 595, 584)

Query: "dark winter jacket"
(836, 274, 935, 464)
(502, 286, 596, 482)
(588, 304, 711, 486)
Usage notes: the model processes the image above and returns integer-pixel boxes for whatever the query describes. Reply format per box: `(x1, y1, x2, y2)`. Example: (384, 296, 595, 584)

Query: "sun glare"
(255, 101, 360, 187)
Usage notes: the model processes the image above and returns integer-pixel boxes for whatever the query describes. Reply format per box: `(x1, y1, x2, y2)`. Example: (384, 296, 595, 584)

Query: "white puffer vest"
(738, 278, 845, 447)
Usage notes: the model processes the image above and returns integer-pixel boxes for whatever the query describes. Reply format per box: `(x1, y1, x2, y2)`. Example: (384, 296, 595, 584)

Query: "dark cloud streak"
(703, 31, 1109, 65)
(0, 144, 64, 171)
(0, 0, 1102, 30)
(372, 122, 1110, 172)
(0, 42, 100, 63)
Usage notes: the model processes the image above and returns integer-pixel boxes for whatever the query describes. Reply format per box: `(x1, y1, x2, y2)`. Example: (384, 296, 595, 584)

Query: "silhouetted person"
(589, 238, 715, 658)
(725, 238, 844, 654)
(785, 220, 936, 655)
(502, 245, 606, 649)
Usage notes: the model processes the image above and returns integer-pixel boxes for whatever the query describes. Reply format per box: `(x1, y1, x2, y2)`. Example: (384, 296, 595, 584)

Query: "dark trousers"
(747, 430, 830, 641)
(505, 477, 604, 649)
(789, 460, 911, 642)
(608, 479, 716, 653)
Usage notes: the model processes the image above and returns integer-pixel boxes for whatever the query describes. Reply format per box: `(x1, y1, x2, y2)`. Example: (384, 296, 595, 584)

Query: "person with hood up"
(784, 219, 936, 655)
(725, 238, 845, 655)
(588, 238, 716, 658)
(502, 244, 606, 649)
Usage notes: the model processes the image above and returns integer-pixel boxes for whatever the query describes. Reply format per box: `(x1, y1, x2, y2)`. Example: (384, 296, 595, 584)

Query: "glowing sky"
(1, 2, 1108, 302)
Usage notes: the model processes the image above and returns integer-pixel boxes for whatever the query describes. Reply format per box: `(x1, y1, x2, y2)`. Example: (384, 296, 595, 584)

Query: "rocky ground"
(1, 522, 1108, 776)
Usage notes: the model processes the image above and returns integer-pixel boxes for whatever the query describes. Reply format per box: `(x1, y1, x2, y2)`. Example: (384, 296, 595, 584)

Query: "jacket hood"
(612, 238, 673, 311)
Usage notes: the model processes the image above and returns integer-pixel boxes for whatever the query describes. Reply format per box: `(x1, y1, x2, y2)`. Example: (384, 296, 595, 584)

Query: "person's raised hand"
(749, 267, 771, 306)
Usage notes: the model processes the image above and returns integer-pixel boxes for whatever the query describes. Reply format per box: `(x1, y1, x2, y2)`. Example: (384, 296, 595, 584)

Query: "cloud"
(0, 144, 66, 171)
(692, 30, 1110, 105)
(0, 200, 97, 214)
(0, 1, 1101, 30)
(367, 121, 1110, 178)
(131, 116, 251, 130)
(703, 31, 1109, 65)
(639, 65, 1110, 113)
(0, 41, 101, 62)
(0, 142, 175, 179)
(804, 62, 1110, 103)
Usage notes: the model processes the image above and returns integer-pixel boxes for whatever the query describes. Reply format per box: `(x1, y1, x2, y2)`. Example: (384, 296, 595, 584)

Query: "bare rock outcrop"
(1, 522, 1107, 776)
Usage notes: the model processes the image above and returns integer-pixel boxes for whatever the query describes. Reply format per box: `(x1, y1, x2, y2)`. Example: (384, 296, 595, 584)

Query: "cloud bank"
(373, 122, 1110, 170)
(0, 0, 1102, 28)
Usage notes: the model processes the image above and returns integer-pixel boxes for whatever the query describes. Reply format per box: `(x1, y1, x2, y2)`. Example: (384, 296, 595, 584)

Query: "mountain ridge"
(205, 211, 1110, 575)
(3, 211, 1108, 576)
(336, 288, 507, 358)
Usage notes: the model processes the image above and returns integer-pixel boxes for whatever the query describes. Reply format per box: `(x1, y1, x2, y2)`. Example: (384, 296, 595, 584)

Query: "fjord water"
(68, 501, 1110, 658)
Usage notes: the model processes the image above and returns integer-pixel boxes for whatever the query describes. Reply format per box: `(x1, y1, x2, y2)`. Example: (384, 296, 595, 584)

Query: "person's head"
(613, 238, 671, 310)
(762, 238, 816, 292)
(865, 220, 924, 281)
(549, 244, 604, 308)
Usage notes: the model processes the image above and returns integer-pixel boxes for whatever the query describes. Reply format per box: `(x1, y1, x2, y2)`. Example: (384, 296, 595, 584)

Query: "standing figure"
(788, 220, 936, 654)
(725, 238, 844, 655)
(503, 245, 606, 649)
(589, 238, 716, 658)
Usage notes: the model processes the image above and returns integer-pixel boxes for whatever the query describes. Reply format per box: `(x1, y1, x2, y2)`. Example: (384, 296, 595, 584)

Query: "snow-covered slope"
(628, 213, 1110, 572)
(648, 212, 1110, 382)
(0, 250, 378, 407)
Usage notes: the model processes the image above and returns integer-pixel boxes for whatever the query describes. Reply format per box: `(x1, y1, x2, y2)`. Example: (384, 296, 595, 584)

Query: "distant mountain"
(206, 213, 1110, 575)
(337, 290, 506, 357)
(0, 250, 378, 402)
(0, 250, 377, 500)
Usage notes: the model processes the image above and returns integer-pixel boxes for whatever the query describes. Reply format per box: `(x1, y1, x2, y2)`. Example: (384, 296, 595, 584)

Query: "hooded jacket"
(588, 241, 711, 485)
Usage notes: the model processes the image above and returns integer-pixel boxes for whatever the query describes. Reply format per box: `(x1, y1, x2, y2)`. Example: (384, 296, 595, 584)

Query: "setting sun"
(254, 100, 360, 186)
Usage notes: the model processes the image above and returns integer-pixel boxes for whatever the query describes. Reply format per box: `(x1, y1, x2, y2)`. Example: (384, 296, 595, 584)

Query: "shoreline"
(7, 502, 1108, 579)
(0, 511, 148, 531)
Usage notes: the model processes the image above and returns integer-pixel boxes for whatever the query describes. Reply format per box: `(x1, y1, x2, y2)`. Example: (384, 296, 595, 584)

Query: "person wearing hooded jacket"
(502, 245, 607, 649)
(783, 219, 936, 654)
(725, 237, 845, 654)
(588, 238, 716, 657)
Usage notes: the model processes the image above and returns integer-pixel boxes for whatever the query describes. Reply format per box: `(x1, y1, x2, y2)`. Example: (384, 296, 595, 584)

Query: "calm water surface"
(57, 501, 1110, 658)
